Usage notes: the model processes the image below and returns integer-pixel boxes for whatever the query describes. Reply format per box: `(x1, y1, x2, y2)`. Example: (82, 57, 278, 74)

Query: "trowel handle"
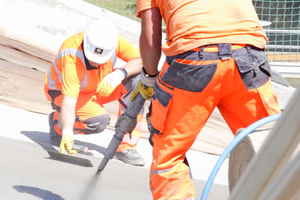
(72, 144, 88, 153)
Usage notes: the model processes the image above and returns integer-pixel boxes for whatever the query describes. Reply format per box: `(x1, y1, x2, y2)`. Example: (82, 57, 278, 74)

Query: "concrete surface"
(0, 104, 229, 200)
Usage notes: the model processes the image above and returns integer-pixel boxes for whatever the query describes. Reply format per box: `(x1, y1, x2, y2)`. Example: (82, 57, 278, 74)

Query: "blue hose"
(200, 113, 282, 200)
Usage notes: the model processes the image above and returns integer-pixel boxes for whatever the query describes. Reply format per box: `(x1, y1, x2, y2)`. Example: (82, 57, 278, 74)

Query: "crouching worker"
(44, 18, 145, 166)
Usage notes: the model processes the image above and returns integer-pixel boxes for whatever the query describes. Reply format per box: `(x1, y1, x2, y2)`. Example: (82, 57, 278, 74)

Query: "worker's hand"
(60, 130, 77, 154)
(97, 69, 126, 97)
(130, 80, 153, 100)
(130, 67, 158, 101)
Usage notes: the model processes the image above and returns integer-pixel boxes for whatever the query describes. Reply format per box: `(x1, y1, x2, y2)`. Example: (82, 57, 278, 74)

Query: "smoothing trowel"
(46, 144, 93, 167)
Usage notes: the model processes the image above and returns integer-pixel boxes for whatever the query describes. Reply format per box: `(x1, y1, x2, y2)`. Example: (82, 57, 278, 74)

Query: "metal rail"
(270, 62, 300, 78)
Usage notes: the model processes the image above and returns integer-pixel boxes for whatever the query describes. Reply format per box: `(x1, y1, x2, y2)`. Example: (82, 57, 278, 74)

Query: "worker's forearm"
(123, 57, 143, 77)
(140, 8, 162, 76)
(60, 94, 77, 133)
(140, 42, 161, 76)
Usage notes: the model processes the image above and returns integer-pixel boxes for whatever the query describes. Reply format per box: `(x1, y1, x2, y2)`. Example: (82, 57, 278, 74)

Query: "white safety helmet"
(83, 18, 118, 64)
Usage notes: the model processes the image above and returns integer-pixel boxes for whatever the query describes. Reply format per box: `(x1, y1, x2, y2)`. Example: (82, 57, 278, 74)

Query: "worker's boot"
(48, 112, 62, 146)
(114, 149, 145, 166)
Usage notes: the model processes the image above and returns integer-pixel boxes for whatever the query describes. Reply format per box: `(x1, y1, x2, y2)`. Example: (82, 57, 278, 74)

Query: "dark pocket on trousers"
(233, 49, 270, 90)
(161, 61, 217, 92)
(150, 81, 173, 134)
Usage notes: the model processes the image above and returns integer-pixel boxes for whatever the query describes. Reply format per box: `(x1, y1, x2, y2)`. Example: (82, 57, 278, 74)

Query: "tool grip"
(98, 93, 146, 171)
(72, 144, 89, 153)
(98, 134, 123, 171)
(125, 94, 146, 119)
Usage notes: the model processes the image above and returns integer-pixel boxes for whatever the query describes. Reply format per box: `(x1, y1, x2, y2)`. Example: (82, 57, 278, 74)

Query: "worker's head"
(83, 18, 118, 65)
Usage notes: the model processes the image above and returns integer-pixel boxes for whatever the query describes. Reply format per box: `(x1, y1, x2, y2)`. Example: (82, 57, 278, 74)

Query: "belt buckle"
(220, 55, 231, 60)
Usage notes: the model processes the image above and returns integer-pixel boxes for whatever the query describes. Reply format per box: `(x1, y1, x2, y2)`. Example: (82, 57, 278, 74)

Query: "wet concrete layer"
(0, 137, 229, 200)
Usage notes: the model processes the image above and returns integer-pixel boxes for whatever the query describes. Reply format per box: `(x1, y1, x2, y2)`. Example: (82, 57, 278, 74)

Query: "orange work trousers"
(149, 44, 281, 199)
(50, 74, 144, 152)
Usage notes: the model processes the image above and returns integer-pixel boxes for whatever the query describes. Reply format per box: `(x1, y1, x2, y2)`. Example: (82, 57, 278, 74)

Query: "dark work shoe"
(48, 112, 62, 146)
(114, 149, 145, 166)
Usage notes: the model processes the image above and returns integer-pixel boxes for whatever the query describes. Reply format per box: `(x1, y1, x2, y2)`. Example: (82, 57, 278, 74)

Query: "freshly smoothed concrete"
(0, 104, 229, 200)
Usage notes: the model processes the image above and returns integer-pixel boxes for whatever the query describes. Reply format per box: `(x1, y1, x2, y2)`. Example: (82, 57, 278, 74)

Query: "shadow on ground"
(13, 185, 64, 200)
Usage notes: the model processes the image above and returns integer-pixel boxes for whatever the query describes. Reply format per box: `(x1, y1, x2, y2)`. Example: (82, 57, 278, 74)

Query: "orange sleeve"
(136, 0, 157, 18)
(115, 35, 140, 62)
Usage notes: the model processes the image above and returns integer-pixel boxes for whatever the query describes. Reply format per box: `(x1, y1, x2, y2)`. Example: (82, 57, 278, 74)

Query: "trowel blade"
(47, 150, 93, 167)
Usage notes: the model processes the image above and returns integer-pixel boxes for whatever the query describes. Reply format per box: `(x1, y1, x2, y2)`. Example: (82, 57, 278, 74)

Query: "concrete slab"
(0, 104, 229, 199)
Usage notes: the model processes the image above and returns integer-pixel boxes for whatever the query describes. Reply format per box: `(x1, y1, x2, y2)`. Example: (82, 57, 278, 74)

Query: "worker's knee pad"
(79, 113, 111, 134)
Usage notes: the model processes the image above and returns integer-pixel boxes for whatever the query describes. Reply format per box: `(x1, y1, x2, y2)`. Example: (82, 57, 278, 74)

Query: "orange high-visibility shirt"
(44, 31, 139, 100)
(137, 0, 268, 56)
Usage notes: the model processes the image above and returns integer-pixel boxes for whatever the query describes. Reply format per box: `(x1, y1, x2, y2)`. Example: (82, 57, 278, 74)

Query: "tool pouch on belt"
(233, 46, 271, 90)
(148, 79, 174, 145)
(148, 58, 217, 145)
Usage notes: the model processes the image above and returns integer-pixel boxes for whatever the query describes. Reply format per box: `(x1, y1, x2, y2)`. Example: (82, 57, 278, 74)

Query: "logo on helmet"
(94, 48, 103, 55)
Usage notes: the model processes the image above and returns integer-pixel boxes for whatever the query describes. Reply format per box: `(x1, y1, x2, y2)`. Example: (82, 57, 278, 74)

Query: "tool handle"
(125, 94, 146, 119)
(72, 144, 89, 153)
(98, 94, 146, 171)
(98, 135, 120, 171)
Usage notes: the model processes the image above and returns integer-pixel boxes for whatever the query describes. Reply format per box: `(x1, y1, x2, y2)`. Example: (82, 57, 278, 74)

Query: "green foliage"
(285, 78, 300, 88)
(83, 0, 140, 22)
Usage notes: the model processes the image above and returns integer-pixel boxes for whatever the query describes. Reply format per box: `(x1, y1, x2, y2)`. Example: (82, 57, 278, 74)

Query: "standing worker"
(44, 18, 145, 166)
(131, 0, 282, 199)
